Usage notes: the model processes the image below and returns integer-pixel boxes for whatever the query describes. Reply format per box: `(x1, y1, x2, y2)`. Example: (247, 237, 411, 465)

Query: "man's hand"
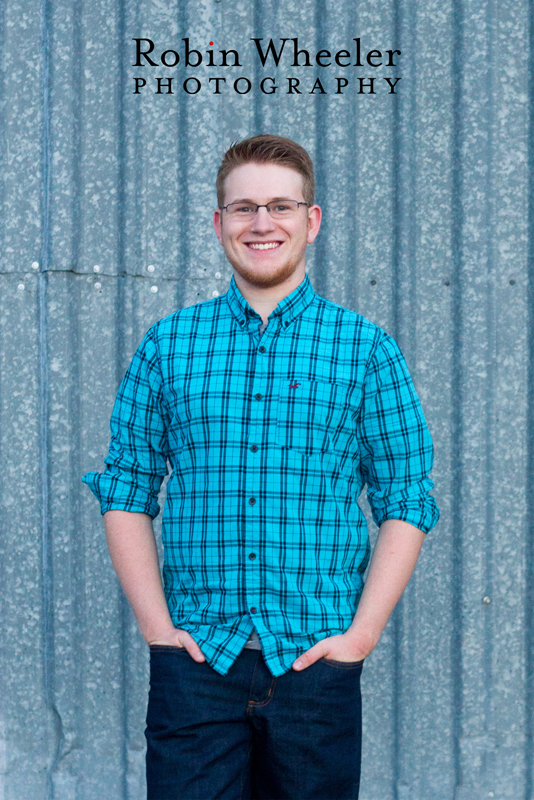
(292, 629, 375, 671)
(148, 627, 206, 663)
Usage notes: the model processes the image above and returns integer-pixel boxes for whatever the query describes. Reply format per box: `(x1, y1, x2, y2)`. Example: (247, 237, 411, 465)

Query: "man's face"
(213, 162, 321, 290)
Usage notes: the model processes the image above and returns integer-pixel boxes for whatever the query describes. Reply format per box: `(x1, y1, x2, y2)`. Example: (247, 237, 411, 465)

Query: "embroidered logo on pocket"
(289, 382, 301, 389)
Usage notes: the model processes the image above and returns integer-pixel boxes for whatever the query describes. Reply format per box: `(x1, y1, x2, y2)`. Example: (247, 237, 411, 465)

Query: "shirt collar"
(225, 272, 316, 331)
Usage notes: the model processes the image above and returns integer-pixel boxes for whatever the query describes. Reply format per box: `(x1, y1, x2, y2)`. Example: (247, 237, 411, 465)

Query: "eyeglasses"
(220, 200, 309, 219)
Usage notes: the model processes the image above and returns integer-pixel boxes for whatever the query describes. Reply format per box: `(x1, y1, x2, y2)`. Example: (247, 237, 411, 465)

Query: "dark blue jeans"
(145, 644, 363, 800)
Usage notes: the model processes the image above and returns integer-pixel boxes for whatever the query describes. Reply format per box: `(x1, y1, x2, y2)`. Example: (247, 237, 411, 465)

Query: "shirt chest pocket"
(275, 379, 351, 457)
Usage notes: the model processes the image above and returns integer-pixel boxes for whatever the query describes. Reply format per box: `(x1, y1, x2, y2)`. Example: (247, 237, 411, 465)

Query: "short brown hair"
(216, 134, 315, 207)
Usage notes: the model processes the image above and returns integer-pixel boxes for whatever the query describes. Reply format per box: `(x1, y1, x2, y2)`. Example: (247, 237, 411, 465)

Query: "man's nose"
(250, 206, 276, 233)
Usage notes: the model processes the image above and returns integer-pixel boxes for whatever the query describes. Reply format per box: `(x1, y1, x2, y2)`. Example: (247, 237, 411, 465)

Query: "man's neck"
(233, 269, 306, 326)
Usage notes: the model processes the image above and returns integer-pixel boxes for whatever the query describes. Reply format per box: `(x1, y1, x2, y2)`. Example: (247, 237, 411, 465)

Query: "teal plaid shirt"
(82, 273, 439, 677)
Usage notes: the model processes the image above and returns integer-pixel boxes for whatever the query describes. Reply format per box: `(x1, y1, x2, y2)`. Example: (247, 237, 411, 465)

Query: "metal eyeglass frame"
(219, 200, 310, 216)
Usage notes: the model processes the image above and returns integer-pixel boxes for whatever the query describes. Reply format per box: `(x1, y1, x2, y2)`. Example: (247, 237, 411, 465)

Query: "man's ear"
(213, 208, 223, 245)
(306, 204, 322, 245)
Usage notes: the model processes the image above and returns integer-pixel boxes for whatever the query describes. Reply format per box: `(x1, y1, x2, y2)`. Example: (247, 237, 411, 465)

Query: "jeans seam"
(239, 739, 253, 800)
(247, 678, 277, 708)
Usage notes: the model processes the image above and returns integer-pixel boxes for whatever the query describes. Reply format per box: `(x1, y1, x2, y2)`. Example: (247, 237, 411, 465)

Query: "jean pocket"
(149, 644, 186, 652)
(319, 657, 365, 669)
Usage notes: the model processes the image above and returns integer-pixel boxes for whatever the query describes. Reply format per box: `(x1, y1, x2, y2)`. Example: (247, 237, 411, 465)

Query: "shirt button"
(248, 497, 256, 505)
(248, 552, 256, 560)
(251, 607, 257, 614)
(259, 346, 266, 353)
(250, 444, 258, 452)
(254, 393, 263, 401)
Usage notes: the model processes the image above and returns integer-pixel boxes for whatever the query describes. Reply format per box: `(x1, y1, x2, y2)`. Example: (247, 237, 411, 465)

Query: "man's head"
(215, 134, 315, 209)
(213, 134, 321, 291)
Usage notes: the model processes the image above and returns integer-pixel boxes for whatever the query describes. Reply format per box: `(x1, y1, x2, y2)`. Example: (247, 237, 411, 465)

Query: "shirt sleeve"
(357, 332, 440, 534)
(81, 329, 170, 519)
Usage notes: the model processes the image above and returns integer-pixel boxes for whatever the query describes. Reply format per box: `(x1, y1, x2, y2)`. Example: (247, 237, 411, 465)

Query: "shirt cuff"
(376, 503, 440, 534)
(81, 471, 161, 519)
(369, 478, 440, 534)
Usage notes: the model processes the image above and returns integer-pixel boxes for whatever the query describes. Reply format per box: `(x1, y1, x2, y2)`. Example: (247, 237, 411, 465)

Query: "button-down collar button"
(259, 346, 266, 353)
(250, 445, 258, 452)
(254, 393, 263, 401)
(248, 497, 256, 505)
(248, 552, 256, 560)
(251, 607, 257, 614)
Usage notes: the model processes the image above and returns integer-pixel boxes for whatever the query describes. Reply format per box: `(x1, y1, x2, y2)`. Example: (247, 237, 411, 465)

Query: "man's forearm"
(346, 517, 426, 652)
(291, 517, 426, 670)
(103, 510, 175, 643)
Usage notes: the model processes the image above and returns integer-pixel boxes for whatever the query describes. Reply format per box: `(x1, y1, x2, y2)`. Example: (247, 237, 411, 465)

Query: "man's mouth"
(246, 242, 282, 251)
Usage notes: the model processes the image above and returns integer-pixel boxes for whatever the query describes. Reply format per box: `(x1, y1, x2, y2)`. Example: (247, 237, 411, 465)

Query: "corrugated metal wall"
(0, 0, 531, 797)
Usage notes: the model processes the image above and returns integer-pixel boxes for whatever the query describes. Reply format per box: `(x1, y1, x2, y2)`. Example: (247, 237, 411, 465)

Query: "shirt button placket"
(246, 335, 268, 621)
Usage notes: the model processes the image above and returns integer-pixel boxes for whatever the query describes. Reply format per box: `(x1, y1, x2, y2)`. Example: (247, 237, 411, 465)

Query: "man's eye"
(272, 204, 290, 212)
(235, 205, 254, 213)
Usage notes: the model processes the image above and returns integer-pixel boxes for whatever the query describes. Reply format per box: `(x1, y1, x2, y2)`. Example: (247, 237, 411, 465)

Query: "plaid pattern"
(82, 273, 439, 677)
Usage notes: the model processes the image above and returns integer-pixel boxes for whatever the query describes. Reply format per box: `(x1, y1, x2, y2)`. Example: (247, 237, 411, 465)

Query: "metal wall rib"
(526, 0, 534, 795)
(0, 0, 530, 797)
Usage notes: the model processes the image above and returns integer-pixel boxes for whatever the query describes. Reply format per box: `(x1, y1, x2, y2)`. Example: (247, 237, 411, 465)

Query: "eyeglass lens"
(225, 201, 302, 218)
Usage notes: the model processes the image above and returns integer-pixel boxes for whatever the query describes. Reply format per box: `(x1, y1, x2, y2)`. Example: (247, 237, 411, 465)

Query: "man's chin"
(229, 259, 302, 290)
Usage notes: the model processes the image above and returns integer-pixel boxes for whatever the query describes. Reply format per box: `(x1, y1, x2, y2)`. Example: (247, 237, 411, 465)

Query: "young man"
(83, 134, 439, 800)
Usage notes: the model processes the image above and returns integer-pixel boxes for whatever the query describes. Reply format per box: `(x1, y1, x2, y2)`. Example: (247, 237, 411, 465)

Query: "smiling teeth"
(248, 242, 280, 250)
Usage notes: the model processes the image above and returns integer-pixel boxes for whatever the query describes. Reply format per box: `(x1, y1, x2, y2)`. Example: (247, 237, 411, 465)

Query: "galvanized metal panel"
(0, 273, 51, 797)
(0, 0, 531, 797)
(0, 3, 42, 273)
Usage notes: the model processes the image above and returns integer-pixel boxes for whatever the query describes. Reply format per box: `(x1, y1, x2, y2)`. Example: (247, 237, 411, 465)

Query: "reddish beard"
(224, 251, 304, 289)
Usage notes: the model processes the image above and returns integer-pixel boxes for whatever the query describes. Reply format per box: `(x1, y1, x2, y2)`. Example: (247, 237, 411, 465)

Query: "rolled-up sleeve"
(82, 329, 170, 519)
(357, 332, 440, 534)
